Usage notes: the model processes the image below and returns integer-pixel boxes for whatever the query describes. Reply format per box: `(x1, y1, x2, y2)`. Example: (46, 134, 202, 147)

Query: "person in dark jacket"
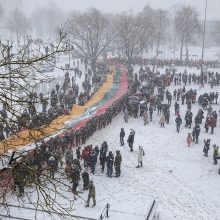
(86, 180, 96, 207)
(174, 102, 180, 115)
(114, 150, 122, 177)
(76, 146, 81, 160)
(82, 170, 89, 190)
(90, 150, 97, 174)
(204, 117, 210, 133)
(99, 141, 108, 172)
(175, 115, 182, 133)
(70, 165, 80, 194)
(48, 155, 58, 179)
(209, 116, 217, 134)
(192, 124, 200, 144)
(106, 151, 114, 178)
(203, 139, 210, 157)
(184, 110, 193, 128)
(127, 129, 135, 152)
(149, 106, 153, 121)
(213, 145, 219, 164)
(120, 128, 125, 146)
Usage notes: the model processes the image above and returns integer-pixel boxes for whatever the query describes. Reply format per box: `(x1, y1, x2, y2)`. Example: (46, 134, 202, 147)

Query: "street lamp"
(201, 0, 208, 86)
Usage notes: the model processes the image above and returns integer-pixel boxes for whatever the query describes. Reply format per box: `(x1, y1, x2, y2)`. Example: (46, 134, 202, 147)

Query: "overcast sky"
(22, 0, 220, 20)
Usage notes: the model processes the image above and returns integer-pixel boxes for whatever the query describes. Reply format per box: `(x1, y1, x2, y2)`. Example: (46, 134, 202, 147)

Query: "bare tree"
(5, 8, 31, 46)
(31, 2, 65, 39)
(0, 28, 82, 219)
(0, 27, 71, 153)
(68, 8, 112, 72)
(152, 9, 169, 58)
(115, 11, 154, 64)
(0, 3, 3, 20)
(174, 5, 201, 61)
(213, 20, 220, 46)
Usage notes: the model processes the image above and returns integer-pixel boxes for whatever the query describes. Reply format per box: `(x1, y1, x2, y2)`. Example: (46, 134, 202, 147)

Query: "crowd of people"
(1, 58, 220, 209)
(0, 63, 110, 141)
(123, 63, 220, 170)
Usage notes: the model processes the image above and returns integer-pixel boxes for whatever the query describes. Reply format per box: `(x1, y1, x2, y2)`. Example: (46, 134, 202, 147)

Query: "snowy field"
(1, 65, 220, 220)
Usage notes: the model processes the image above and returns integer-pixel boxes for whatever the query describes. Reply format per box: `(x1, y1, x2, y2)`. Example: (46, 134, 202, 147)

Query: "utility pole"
(201, 0, 208, 86)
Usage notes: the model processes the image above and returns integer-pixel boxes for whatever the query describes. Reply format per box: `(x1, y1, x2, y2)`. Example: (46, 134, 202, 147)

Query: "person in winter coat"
(209, 116, 217, 134)
(99, 141, 108, 172)
(164, 108, 170, 124)
(207, 105, 212, 117)
(137, 146, 145, 168)
(86, 180, 96, 207)
(215, 92, 218, 104)
(70, 165, 80, 194)
(64, 163, 73, 180)
(93, 146, 99, 159)
(106, 151, 114, 177)
(187, 133, 193, 147)
(203, 139, 210, 157)
(81, 146, 92, 168)
(76, 146, 81, 160)
(127, 129, 135, 152)
(123, 108, 129, 123)
(48, 155, 57, 179)
(90, 150, 97, 174)
(159, 114, 166, 127)
(174, 102, 180, 115)
(149, 106, 153, 121)
(114, 150, 122, 177)
(204, 117, 210, 133)
(213, 145, 219, 164)
(192, 124, 200, 144)
(143, 110, 149, 125)
(65, 148, 73, 165)
(12, 163, 26, 197)
(184, 110, 193, 128)
(82, 170, 89, 190)
(120, 128, 125, 146)
(175, 115, 182, 133)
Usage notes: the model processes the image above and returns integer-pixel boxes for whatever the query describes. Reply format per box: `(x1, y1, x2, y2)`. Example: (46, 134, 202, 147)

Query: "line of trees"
(1, 3, 220, 63)
(65, 5, 209, 65)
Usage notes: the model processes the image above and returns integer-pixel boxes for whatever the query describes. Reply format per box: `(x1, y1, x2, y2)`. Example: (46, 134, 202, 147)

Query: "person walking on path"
(187, 133, 193, 147)
(127, 129, 135, 152)
(120, 128, 125, 146)
(123, 108, 129, 123)
(136, 146, 145, 168)
(86, 180, 96, 207)
(159, 114, 166, 127)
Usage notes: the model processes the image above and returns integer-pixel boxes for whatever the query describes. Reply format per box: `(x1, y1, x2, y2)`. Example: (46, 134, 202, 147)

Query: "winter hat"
(49, 156, 55, 161)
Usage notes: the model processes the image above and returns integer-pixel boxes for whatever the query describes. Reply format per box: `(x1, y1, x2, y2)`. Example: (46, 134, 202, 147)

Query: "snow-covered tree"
(174, 6, 201, 61)
(68, 8, 112, 72)
(115, 11, 154, 63)
(31, 2, 65, 39)
(5, 8, 31, 46)
(213, 20, 220, 46)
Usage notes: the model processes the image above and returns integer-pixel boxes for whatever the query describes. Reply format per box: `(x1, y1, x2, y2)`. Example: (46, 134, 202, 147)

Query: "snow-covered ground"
(1, 64, 220, 220)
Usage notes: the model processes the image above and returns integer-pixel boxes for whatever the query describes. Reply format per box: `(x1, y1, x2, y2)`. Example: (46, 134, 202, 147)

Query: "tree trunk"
(180, 35, 184, 61)
(16, 33, 21, 46)
(156, 36, 160, 58)
(91, 57, 97, 74)
(185, 37, 189, 61)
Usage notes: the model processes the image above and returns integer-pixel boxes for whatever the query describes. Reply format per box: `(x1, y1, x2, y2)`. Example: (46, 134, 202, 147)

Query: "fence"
(98, 203, 110, 220)
(145, 199, 159, 220)
(0, 202, 111, 220)
(0, 203, 97, 220)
